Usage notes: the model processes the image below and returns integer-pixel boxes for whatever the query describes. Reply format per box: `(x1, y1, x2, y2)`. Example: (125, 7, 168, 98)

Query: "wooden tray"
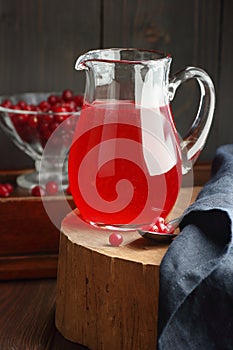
(0, 170, 75, 280)
(0, 164, 208, 281)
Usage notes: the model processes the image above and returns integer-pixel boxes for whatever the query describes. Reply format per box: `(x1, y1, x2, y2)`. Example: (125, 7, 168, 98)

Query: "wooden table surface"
(0, 278, 87, 350)
(0, 187, 202, 349)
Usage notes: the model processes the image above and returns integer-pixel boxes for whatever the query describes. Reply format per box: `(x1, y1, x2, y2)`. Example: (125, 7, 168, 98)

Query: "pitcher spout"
(75, 52, 92, 70)
(75, 49, 116, 70)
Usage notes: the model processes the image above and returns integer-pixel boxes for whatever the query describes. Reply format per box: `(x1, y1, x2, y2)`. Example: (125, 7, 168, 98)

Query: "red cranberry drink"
(68, 100, 182, 228)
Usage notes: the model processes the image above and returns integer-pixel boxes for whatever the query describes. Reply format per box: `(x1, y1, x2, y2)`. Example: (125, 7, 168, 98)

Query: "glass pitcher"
(68, 48, 215, 230)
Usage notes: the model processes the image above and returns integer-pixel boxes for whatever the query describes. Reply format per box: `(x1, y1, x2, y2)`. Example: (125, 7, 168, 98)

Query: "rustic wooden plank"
(103, 0, 197, 70)
(0, 0, 101, 94)
(103, 0, 221, 162)
(0, 0, 101, 169)
(193, 162, 211, 186)
(0, 195, 75, 255)
(0, 170, 75, 280)
(0, 254, 58, 280)
(51, 332, 87, 350)
(192, 0, 222, 161)
(0, 194, 75, 279)
(218, 0, 233, 147)
(0, 279, 86, 349)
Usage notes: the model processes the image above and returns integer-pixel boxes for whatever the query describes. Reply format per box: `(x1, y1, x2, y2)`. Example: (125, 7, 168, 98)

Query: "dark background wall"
(0, 0, 232, 170)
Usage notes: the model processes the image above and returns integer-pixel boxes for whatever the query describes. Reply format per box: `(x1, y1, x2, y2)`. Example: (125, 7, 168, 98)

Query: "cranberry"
(47, 95, 58, 105)
(154, 217, 167, 232)
(18, 100, 27, 109)
(0, 184, 10, 197)
(54, 96, 62, 104)
(109, 233, 123, 246)
(45, 181, 59, 195)
(50, 121, 60, 132)
(51, 103, 61, 112)
(42, 113, 54, 123)
(23, 105, 32, 111)
(28, 115, 38, 128)
(145, 216, 175, 234)
(56, 114, 69, 123)
(18, 113, 29, 124)
(38, 122, 50, 133)
(64, 100, 76, 111)
(66, 185, 72, 195)
(151, 224, 159, 232)
(29, 104, 38, 111)
(5, 90, 82, 150)
(1, 99, 13, 108)
(31, 185, 46, 197)
(4, 183, 13, 193)
(74, 95, 83, 106)
(62, 89, 73, 101)
(53, 105, 67, 114)
(42, 129, 52, 141)
(39, 100, 51, 112)
(53, 106, 69, 123)
(11, 114, 19, 125)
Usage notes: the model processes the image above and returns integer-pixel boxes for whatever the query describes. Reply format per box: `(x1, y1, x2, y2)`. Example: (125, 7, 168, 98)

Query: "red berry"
(4, 91, 79, 152)
(66, 185, 72, 195)
(165, 224, 175, 234)
(0, 185, 10, 197)
(109, 233, 123, 246)
(1, 99, 13, 108)
(47, 95, 58, 105)
(45, 181, 59, 195)
(148, 217, 175, 234)
(74, 95, 83, 107)
(42, 113, 54, 123)
(4, 183, 13, 193)
(18, 113, 29, 124)
(151, 224, 159, 232)
(28, 115, 38, 128)
(31, 185, 46, 197)
(18, 100, 27, 109)
(157, 217, 165, 225)
(62, 89, 73, 101)
(50, 121, 60, 132)
(39, 100, 51, 112)
(53, 105, 67, 113)
(42, 129, 52, 141)
(57, 114, 69, 123)
(64, 101, 76, 111)
(23, 105, 32, 111)
(29, 104, 37, 111)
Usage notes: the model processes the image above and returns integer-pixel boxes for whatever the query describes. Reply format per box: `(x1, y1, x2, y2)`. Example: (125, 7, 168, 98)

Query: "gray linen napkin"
(158, 144, 233, 350)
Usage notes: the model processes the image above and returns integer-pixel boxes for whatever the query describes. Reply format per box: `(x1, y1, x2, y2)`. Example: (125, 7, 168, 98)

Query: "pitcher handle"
(169, 67, 215, 174)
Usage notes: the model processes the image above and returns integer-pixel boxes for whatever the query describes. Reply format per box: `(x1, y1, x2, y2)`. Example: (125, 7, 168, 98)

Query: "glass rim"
(76, 47, 172, 69)
(0, 106, 80, 115)
(0, 91, 81, 115)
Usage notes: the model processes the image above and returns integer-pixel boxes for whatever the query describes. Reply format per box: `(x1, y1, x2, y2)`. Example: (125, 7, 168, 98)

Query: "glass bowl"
(0, 91, 82, 189)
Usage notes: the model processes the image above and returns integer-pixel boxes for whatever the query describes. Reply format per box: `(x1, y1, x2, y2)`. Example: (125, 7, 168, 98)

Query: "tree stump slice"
(56, 187, 201, 350)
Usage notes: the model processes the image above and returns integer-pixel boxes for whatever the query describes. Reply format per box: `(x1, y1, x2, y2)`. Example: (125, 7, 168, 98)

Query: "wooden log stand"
(56, 188, 201, 350)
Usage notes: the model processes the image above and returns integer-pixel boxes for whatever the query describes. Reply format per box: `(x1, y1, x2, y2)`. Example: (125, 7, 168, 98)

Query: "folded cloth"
(157, 144, 233, 350)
